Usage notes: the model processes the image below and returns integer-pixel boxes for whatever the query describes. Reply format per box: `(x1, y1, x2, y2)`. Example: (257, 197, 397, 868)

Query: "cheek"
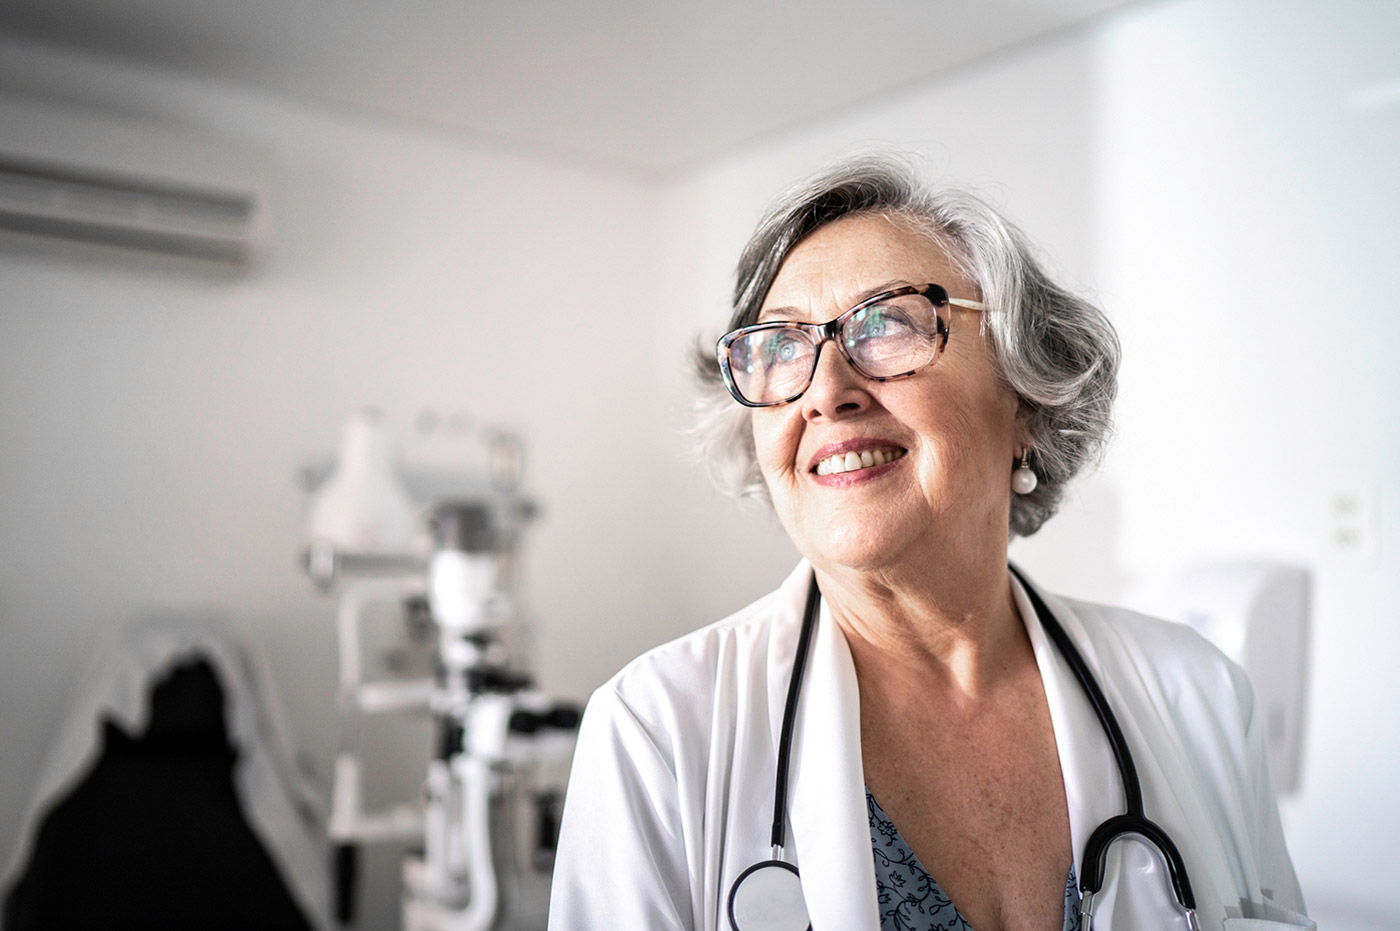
(751, 410, 801, 480)
(908, 386, 1015, 481)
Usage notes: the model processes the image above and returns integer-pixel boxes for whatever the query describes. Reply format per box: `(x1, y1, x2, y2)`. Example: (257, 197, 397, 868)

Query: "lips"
(810, 444, 907, 476)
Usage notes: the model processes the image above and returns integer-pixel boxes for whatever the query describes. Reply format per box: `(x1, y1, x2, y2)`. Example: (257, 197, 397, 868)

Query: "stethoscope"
(726, 568, 1201, 931)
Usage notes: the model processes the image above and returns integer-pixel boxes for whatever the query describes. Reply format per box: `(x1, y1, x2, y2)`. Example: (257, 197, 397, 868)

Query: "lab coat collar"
(768, 563, 1217, 931)
(769, 562, 881, 931)
(1010, 570, 1122, 892)
(1011, 571, 1232, 930)
(771, 564, 1131, 931)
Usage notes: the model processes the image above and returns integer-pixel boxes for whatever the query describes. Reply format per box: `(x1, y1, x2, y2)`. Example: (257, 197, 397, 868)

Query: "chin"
(804, 521, 910, 574)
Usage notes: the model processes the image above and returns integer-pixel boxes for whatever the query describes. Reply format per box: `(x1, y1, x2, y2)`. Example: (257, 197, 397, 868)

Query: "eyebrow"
(756, 280, 918, 322)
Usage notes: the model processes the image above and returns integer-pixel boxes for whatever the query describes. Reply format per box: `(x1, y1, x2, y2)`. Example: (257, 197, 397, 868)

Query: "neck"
(814, 551, 1025, 701)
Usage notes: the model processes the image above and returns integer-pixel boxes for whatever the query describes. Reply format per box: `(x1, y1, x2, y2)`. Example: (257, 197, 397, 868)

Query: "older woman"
(548, 156, 1311, 931)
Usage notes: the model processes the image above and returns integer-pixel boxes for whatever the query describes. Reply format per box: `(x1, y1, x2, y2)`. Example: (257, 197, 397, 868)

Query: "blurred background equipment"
(303, 411, 578, 930)
(1149, 562, 1312, 796)
(1, 619, 330, 930)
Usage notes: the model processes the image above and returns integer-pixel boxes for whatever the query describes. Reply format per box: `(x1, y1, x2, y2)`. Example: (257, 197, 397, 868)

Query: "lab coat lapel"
(1011, 574, 1121, 892)
(771, 567, 1112, 931)
(786, 591, 880, 931)
(1014, 576, 1232, 930)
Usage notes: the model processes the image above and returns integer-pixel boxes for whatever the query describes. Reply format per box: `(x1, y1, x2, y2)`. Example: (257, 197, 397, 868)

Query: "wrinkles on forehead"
(756, 279, 921, 325)
(757, 214, 961, 328)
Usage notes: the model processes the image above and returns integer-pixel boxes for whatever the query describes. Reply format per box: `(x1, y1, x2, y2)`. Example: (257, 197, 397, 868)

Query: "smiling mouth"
(813, 447, 906, 476)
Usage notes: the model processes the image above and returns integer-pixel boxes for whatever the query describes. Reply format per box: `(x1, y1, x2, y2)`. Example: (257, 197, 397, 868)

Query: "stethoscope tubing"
(727, 575, 820, 931)
(736, 565, 1198, 930)
(1010, 566, 1146, 816)
(1007, 566, 1197, 913)
(770, 574, 821, 850)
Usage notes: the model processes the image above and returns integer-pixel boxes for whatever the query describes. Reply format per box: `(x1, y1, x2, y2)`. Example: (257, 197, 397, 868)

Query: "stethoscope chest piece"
(728, 860, 811, 931)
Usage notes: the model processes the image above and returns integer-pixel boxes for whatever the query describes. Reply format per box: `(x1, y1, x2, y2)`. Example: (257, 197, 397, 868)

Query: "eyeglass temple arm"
(948, 298, 986, 311)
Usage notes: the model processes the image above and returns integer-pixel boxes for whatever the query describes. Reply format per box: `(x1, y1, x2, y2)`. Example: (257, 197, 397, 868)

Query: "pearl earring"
(1012, 448, 1038, 495)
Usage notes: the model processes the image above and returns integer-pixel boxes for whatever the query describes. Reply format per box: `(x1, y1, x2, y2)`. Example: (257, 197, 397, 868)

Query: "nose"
(801, 337, 871, 422)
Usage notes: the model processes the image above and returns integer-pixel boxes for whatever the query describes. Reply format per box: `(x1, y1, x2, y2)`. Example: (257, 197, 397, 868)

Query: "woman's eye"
(850, 306, 910, 341)
(767, 332, 804, 363)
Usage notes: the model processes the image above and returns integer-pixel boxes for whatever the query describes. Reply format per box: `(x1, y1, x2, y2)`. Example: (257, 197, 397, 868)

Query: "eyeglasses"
(716, 284, 986, 407)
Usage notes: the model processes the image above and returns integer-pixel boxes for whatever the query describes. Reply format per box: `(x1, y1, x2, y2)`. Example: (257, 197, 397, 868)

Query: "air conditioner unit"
(0, 96, 271, 268)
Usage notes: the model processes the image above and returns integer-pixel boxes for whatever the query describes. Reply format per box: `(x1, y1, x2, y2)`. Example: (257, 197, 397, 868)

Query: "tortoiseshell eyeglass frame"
(715, 283, 986, 408)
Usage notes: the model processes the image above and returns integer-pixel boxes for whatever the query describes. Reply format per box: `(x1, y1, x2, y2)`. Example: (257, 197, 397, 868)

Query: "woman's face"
(751, 213, 1021, 574)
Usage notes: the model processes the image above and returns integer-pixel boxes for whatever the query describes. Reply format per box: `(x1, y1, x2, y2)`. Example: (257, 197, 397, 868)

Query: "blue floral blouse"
(868, 789, 1082, 931)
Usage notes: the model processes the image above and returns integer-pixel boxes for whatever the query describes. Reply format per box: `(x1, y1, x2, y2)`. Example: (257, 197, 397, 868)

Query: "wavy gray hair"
(692, 154, 1120, 537)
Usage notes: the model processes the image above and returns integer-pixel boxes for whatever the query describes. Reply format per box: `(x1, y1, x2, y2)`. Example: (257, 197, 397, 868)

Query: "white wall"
(1093, 4, 1400, 926)
(657, 1, 1400, 928)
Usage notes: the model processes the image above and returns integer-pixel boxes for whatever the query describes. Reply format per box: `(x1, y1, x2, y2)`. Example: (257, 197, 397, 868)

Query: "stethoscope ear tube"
(770, 572, 820, 850)
(731, 572, 821, 931)
(736, 567, 1201, 930)
(1008, 565, 1199, 917)
(1081, 815, 1198, 912)
(1010, 566, 1145, 818)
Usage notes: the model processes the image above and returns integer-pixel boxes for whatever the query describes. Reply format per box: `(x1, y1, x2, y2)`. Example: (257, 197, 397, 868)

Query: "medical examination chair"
(2, 620, 330, 929)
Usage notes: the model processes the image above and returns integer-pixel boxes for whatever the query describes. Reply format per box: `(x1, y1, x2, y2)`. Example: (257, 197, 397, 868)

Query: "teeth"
(815, 447, 905, 476)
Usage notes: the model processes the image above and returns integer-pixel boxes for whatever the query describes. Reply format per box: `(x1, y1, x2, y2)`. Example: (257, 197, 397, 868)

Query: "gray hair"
(692, 153, 1120, 537)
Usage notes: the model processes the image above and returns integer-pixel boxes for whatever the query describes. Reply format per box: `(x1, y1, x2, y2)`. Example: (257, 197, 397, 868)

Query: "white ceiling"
(0, 0, 1142, 178)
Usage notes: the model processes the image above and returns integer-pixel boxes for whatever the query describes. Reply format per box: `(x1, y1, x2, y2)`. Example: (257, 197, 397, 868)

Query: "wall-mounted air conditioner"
(0, 96, 271, 268)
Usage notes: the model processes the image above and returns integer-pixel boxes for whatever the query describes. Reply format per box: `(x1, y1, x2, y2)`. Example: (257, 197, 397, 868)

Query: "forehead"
(760, 213, 964, 318)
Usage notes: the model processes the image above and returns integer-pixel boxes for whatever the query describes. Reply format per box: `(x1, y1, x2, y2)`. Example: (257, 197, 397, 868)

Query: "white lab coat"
(549, 562, 1312, 931)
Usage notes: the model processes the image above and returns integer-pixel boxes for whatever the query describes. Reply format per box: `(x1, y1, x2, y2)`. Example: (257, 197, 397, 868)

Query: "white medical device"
(303, 415, 578, 931)
(306, 407, 418, 555)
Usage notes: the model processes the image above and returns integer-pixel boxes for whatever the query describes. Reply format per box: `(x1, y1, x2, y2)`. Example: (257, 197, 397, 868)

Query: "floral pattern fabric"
(867, 789, 1082, 931)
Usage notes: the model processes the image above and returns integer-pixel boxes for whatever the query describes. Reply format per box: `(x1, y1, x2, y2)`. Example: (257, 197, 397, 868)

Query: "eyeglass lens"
(725, 293, 944, 405)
